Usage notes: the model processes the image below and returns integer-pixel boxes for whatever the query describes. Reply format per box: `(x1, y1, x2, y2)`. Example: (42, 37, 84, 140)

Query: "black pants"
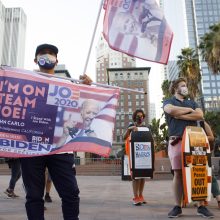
(8, 159, 21, 190)
(20, 154, 80, 220)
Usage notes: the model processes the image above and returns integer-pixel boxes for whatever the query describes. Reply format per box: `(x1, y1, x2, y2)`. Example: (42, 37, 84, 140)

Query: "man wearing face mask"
(20, 43, 92, 220)
(124, 109, 151, 206)
(163, 77, 214, 218)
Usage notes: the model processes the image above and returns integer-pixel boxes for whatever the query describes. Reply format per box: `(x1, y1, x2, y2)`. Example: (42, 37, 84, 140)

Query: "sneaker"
(132, 197, 141, 206)
(44, 194, 52, 203)
(4, 189, 13, 198)
(197, 206, 214, 218)
(11, 191, 19, 198)
(168, 206, 182, 218)
(139, 195, 147, 204)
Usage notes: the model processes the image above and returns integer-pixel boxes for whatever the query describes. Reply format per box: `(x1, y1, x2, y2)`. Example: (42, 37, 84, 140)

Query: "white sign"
(123, 155, 131, 176)
(134, 142, 152, 169)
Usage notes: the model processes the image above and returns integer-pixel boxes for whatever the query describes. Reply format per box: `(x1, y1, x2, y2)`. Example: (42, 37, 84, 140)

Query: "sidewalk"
(0, 175, 219, 220)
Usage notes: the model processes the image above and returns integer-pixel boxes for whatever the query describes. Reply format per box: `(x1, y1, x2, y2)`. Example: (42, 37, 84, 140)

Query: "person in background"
(20, 43, 92, 220)
(44, 170, 53, 203)
(4, 158, 21, 198)
(163, 77, 214, 218)
(199, 121, 220, 209)
(123, 109, 152, 206)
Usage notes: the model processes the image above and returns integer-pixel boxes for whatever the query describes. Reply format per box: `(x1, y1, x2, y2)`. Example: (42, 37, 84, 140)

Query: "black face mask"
(136, 116, 143, 124)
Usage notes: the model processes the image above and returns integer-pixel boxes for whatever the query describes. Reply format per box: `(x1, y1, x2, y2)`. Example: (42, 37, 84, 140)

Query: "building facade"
(96, 35, 136, 84)
(54, 64, 71, 78)
(184, 0, 220, 111)
(96, 35, 151, 147)
(107, 67, 150, 143)
(0, 2, 26, 68)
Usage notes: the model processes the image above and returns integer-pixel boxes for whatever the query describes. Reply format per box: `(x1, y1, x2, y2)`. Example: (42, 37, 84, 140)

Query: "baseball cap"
(35, 44, 59, 57)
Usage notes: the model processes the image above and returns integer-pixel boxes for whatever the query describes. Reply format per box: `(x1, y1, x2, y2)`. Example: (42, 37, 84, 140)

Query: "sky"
(2, 0, 170, 118)
(2, 0, 107, 79)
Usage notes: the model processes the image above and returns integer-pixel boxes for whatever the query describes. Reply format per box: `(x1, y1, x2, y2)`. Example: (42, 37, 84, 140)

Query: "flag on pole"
(103, 0, 173, 64)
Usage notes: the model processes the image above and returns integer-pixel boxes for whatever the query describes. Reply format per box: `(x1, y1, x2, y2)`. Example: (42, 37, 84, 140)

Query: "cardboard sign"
(182, 126, 212, 203)
(125, 128, 154, 179)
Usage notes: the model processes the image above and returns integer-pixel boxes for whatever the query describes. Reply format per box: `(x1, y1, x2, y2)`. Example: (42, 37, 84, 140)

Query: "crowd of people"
(1, 44, 220, 220)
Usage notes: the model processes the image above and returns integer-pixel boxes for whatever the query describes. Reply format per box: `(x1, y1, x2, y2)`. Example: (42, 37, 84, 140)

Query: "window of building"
(212, 82, 216, 87)
(203, 89, 211, 94)
(116, 136, 120, 142)
(203, 82, 210, 87)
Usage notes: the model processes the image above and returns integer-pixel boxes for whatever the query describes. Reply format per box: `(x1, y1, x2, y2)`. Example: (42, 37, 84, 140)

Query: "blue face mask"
(37, 54, 57, 70)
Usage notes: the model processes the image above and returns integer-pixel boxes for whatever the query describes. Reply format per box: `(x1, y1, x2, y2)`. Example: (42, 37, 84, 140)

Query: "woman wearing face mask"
(123, 109, 150, 206)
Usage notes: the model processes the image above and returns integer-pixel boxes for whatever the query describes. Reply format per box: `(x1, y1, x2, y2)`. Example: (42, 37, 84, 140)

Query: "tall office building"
(0, 3, 26, 68)
(96, 34, 136, 84)
(184, 0, 220, 111)
(107, 67, 150, 143)
(96, 35, 151, 147)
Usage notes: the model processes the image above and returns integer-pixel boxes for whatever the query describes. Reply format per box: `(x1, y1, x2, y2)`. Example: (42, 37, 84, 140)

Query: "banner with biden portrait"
(0, 66, 119, 157)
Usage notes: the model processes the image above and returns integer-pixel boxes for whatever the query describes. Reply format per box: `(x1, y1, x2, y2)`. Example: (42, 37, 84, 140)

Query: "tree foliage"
(177, 48, 201, 100)
(204, 111, 220, 138)
(149, 118, 168, 152)
(161, 79, 172, 100)
(199, 22, 220, 74)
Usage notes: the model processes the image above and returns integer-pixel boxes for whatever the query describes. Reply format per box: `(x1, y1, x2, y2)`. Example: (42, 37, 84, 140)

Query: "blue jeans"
(20, 154, 80, 220)
(8, 159, 21, 190)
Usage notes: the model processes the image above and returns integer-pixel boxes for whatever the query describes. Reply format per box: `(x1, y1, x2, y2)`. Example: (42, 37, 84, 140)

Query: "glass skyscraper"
(185, 0, 220, 111)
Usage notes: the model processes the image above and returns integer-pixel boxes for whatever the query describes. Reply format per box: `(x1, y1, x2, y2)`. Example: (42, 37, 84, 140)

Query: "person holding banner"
(123, 109, 150, 206)
(20, 43, 92, 220)
(163, 77, 214, 218)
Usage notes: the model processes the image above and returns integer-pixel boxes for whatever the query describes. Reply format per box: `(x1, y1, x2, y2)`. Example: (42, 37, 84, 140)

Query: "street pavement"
(0, 175, 220, 220)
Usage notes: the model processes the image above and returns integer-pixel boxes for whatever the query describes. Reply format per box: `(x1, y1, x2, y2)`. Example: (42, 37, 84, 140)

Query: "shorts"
(168, 140, 182, 170)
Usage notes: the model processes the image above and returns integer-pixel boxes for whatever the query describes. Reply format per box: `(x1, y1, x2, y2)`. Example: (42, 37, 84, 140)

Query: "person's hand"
(63, 120, 77, 137)
(79, 74, 92, 85)
(128, 126, 138, 131)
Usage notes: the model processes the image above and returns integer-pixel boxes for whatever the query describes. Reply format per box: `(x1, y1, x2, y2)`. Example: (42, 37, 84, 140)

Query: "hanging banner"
(0, 66, 119, 157)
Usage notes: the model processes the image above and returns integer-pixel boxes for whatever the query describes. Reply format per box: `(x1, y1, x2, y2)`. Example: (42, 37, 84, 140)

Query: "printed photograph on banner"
(103, 0, 173, 64)
(0, 67, 119, 157)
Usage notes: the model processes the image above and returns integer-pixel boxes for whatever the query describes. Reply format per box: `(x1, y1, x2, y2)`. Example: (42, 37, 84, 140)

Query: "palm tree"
(177, 48, 201, 100)
(149, 118, 168, 153)
(161, 79, 172, 100)
(199, 22, 220, 74)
